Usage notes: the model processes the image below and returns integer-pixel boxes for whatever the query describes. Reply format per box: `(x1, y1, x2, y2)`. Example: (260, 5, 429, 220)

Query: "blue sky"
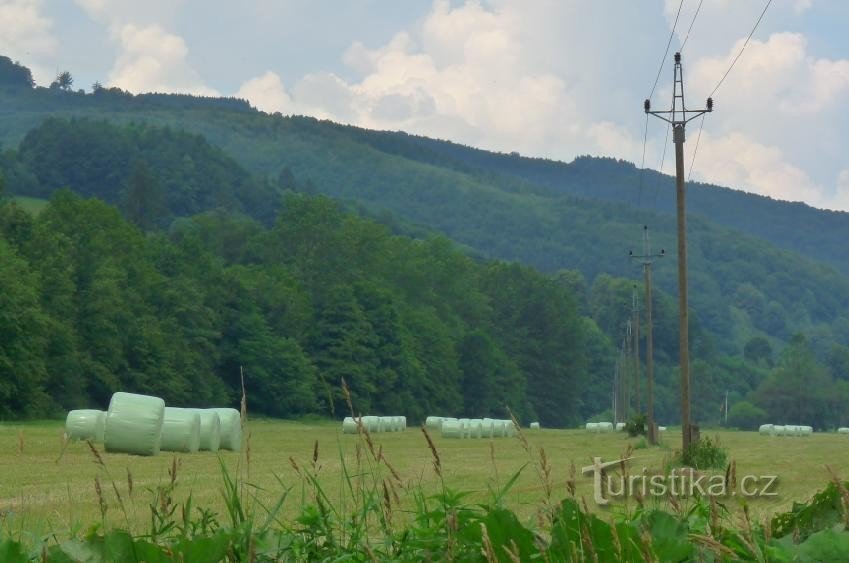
(4, 0, 849, 211)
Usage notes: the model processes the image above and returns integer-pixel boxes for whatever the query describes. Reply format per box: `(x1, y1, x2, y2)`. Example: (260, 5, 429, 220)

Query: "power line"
(648, 0, 685, 102)
(709, 0, 773, 98)
(651, 122, 672, 208)
(687, 113, 705, 182)
(636, 113, 649, 207)
(688, 0, 770, 182)
(679, 0, 705, 54)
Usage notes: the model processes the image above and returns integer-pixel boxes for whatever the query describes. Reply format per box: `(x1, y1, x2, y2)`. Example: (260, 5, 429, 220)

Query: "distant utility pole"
(631, 226, 664, 444)
(645, 52, 713, 452)
(631, 284, 641, 415)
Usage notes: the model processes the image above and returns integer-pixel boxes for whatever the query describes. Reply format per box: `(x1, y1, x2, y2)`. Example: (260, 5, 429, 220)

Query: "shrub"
(679, 435, 728, 470)
(624, 413, 647, 437)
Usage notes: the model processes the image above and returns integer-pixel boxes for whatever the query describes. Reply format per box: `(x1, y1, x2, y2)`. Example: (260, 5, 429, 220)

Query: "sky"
(3, 0, 849, 211)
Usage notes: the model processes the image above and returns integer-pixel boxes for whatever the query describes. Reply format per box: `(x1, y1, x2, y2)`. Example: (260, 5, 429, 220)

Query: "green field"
(9, 195, 48, 215)
(1, 419, 847, 541)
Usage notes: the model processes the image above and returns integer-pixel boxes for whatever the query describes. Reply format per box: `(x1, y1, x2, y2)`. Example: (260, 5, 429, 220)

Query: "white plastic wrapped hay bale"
(457, 418, 471, 439)
(104, 392, 165, 456)
(658, 426, 667, 432)
(442, 419, 461, 438)
(160, 408, 201, 453)
(489, 419, 504, 438)
(597, 422, 614, 433)
(211, 408, 242, 451)
(504, 419, 517, 437)
(65, 409, 106, 443)
(480, 418, 495, 438)
(773, 425, 785, 437)
(362, 416, 380, 433)
(400, 416, 407, 430)
(191, 409, 221, 452)
(800, 425, 813, 436)
(838, 427, 849, 434)
(758, 424, 773, 436)
(425, 416, 443, 430)
(585, 422, 598, 433)
(529, 422, 541, 430)
(342, 417, 359, 434)
(615, 422, 626, 432)
(469, 419, 483, 438)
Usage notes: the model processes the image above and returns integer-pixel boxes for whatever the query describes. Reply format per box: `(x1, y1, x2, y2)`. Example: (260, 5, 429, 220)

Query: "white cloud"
(0, 0, 56, 83)
(236, 0, 586, 158)
(234, 71, 292, 114)
(831, 170, 849, 211)
(689, 131, 825, 206)
(107, 23, 216, 95)
(690, 32, 849, 115)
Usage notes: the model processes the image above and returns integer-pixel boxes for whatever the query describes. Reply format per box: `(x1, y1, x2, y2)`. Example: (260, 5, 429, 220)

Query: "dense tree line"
(8, 118, 279, 225)
(0, 189, 594, 425)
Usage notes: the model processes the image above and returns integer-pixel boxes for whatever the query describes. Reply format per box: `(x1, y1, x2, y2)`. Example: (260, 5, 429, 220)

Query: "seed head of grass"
(420, 426, 442, 478)
(87, 440, 105, 468)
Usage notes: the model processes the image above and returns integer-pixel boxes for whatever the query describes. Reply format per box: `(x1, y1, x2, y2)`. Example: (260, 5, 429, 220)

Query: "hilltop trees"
(0, 56, 34, 88)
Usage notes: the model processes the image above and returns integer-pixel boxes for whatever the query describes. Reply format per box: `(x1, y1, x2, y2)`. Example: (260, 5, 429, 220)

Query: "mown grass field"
(1, 419, 847, 542)
(9, 196, 48, 215)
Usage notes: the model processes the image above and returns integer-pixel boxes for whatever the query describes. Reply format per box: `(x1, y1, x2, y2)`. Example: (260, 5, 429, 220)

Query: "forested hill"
(3, 57, 849, 430)
(2, 76, 849, 276)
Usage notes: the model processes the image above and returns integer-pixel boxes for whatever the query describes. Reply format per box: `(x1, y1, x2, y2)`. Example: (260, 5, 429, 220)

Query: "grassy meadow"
(1, 419, 848, 542)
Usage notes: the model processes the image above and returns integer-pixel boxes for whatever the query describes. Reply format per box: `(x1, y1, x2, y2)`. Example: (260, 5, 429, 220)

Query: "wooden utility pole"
(631, 285, 641, 415)
(631, 226, 664, 443)
(645, 52, 712, 452)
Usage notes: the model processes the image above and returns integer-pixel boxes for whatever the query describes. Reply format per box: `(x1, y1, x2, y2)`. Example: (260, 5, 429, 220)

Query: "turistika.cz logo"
(581, 457, 778, 506)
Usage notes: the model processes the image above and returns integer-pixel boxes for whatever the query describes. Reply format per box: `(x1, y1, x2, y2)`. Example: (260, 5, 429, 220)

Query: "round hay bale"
(210, 408, 242, 451)
(481, 418, 495, 438)
(400, 416, 407, 430)
(615, 422, 626, 432)
(800, 425, 812, 436)
(469, 419, 483, 438)
(504, 419, 517, 437)
(773, 425, 785, 437)
(104, 392, 165, 456)
(838, 427, 849, 434)
(425, 416, 443, 430)
(758, 424, 773, 436)
(65, 409, 106, 443)
(597, 422, 614, 433)
(191, 409, 221, 452)
(529, 422, 541, 430)
(442, 420, 461, 438)
(658, 426, 667, 432)
(342, 417, 359, 434)
(160, 408, 201, 453)
(458, 418, 470, 439)
(362, 416, 380, 433)
(585, 422, 598, 432)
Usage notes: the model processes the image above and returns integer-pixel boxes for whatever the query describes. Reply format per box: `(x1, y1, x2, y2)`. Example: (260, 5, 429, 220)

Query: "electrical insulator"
(674, 52, 681, 63)
(644, 99, 651, 112)
(706, 97, 713, 111)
